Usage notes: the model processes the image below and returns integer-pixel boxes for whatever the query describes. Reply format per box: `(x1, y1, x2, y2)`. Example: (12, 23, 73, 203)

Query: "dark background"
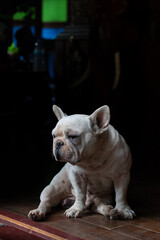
(0, 0, 159, 205)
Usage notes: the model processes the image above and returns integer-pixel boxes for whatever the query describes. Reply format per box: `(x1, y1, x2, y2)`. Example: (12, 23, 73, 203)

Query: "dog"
(28, 105, 135, 220)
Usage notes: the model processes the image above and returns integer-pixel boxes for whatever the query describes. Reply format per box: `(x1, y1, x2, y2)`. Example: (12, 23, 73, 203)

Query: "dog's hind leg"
(92, 196, 114, 217)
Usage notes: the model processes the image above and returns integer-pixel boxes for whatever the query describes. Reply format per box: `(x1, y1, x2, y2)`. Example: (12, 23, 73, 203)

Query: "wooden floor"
(0, 168, 160, 240)
(0, 171, 160, 240)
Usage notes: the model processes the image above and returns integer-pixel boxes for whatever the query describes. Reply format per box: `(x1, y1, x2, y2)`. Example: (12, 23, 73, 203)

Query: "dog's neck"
(74, 129, 110, 171)
(66, 125, 120, 173)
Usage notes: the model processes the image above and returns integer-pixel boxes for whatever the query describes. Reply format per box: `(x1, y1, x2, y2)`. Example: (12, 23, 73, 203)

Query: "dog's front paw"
(65, 207, 84, 218)
(28, 209, 46, 221)
(109, 207, 136, 220)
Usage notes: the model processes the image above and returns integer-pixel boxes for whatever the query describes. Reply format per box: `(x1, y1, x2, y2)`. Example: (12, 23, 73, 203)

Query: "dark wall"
(53, 0, 160, 182)
(0, 73, 60, 196)
(0, 0, 160, 197)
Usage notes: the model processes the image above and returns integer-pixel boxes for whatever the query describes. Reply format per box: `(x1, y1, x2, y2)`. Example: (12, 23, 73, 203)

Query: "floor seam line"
(128, 223, 160, 234)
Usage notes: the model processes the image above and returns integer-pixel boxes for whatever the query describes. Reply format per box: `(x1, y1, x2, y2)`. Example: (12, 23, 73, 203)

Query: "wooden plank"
(129, 217, 160, 233)
(114, 224, 160, 240)
(77, 212, 127, 230)
(45, 216, 138, 240)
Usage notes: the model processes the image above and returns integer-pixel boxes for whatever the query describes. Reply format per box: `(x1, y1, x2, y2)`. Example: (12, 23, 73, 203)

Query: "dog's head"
(52, 105, 110, 165)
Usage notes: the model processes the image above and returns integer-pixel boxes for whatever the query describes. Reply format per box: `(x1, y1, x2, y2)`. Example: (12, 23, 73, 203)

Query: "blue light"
(13, 26, 64, 44)
(42, 28, 64, 40)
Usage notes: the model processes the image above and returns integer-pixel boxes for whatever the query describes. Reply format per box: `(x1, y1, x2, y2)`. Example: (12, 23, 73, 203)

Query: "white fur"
(28, 105, 135, 220)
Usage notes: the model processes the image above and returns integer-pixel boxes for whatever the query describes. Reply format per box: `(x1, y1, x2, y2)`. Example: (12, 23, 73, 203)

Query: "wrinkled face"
(52, 115, 95, 165)
(51, 104, 110, 165)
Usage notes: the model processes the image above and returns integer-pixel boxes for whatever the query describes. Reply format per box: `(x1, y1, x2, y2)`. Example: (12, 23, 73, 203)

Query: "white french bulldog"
(28, 105, 135, 220)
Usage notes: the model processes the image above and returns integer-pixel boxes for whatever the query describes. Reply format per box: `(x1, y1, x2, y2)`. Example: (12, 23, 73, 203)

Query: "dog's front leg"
(28, 166, 70, 221)
(28, 183, 67, 221)
(110, 172, 136, 220)
(65, 172, 87, 218)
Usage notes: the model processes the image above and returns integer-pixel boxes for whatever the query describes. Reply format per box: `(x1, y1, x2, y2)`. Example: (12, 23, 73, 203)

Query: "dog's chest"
(86, 173, 113, 195)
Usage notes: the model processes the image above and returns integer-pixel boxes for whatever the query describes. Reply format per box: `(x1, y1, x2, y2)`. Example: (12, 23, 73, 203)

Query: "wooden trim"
(0, 214, 65, 240)
(0, 209, 83, 240)
(42, 22, 68, 28)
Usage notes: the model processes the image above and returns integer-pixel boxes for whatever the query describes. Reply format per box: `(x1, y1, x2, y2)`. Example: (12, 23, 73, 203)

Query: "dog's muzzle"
(55, 140, 64, 161)
(56, 140, 64, 148)
(54, 139, 80, 164)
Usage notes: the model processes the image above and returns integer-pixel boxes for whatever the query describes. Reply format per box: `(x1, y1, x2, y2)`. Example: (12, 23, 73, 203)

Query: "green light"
(42, 0, 67, 22)
(13, 0, 67, 22)
(13, 7, 36, 20)
(7, 42, 19, 55)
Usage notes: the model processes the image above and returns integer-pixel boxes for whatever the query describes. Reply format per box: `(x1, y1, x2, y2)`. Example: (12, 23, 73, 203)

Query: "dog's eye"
(52, 134, 56, 139)
(68, 135, 78, 142)
(68, 135, 78, 140)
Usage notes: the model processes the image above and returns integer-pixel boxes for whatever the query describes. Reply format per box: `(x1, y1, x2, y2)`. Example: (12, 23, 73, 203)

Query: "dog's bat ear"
(89, 105, 110, 134)
(52, 105, 67, 120)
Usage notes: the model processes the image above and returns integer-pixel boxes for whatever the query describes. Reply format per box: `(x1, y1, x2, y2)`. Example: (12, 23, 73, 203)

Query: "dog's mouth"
(54, 146, 80, 164)
(54, 150, 71, 162)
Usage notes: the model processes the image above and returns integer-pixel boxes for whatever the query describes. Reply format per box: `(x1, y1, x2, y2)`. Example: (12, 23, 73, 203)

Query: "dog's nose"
(56, 140, 64, 148)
